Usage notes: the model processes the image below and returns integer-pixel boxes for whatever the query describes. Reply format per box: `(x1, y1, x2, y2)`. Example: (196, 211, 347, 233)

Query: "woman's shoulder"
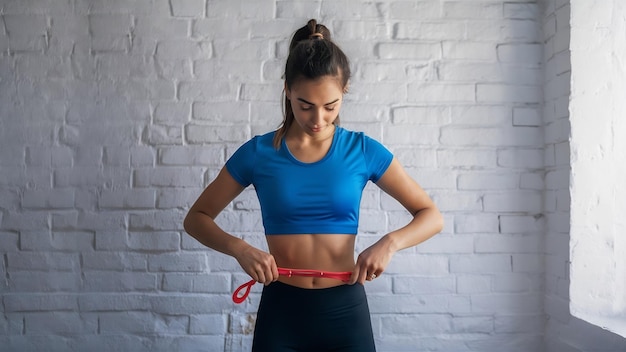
(240, 130, 277, 147)
(335, 126, 381, 146)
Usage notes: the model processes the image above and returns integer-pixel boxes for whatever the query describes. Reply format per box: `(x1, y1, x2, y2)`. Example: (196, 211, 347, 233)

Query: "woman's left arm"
(350, 157, 444, 284)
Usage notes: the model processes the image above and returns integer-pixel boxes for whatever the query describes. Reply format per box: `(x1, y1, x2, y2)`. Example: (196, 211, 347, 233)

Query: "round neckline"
(282, 126, 340, 165)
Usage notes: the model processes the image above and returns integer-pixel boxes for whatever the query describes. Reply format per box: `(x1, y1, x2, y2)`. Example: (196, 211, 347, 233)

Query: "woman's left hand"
(350, 236, 396, 285)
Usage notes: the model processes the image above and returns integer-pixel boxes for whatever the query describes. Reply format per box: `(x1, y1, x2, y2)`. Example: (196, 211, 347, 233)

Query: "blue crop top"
(225, 126, 393, 235)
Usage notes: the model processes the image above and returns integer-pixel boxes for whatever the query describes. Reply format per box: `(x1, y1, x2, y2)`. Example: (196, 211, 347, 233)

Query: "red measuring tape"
(232, 267, 352, 304)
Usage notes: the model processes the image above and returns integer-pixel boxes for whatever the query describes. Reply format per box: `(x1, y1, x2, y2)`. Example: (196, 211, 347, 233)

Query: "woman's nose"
(311, 108, 324, 123)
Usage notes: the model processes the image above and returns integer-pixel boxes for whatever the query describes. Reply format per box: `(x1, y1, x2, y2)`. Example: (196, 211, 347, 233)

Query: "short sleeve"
(225, 137, 257, 187)
(362, 134, 393, 182)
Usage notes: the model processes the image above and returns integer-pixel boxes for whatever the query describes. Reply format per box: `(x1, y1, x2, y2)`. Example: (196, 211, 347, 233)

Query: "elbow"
(183, 210, 195, 235)
(428, 205, 444, 235)
(415, 206, 444, 236)
(434, 209, 444, 234)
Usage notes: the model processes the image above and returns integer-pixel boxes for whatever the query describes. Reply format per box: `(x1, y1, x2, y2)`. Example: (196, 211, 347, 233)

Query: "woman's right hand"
(234, 243, 279, 285)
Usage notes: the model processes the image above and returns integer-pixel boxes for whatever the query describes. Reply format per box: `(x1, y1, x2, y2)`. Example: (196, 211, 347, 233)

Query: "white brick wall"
(543, 0, 626, 349)
(1, 0, 625, 351)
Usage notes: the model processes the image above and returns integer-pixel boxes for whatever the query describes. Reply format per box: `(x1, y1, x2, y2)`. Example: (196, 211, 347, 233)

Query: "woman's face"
(285, 75, 344, 137)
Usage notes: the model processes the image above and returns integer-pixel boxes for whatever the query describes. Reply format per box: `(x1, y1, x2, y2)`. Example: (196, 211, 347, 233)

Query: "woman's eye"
(300, 106, 311, 111)
(326, 107, 336, 111)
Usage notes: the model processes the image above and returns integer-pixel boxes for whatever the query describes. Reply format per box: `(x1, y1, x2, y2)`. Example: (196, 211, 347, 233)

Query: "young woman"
(184, 19, 443, 351)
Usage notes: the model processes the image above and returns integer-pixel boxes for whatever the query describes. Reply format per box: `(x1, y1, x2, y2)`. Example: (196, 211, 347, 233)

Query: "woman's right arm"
(183, 167, 279, 284)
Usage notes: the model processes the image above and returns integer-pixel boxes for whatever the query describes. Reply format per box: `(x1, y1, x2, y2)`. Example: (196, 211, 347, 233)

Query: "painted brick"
(192, 101, 249, 123)
(358, 209, 388, 233)
(82, 252, 147, 271)
(192, 19, 250, 39)
(383, 124, 439, 147)
(208, 0, 274, 19)
(457, 172, 519, 190)
(442, 41, 496, 61)
(83, 272, 157, 292)
(368, 294, 471, 315)
(407, 168, 457, 189)
(99, 189, 156, 209)
(78, 293, 151, 312)
(393, 276, 456, 295)
(157, 188, 205, 209)
(408, 83, 475, 103)
(20, 231, 94, 252)
(4, 294, 78, 312)
(100, 311, 187, 334)
(393, 148, 437, 167)
(179, 81, 238, 102)
(455, 214, 500, 234)
(520, 172, 545, 190)
(149, 295, 232, 314)
(0, 232, 19, 252)
(475, 234, 543, 254)
(441, 126, 543, 147)
(437, 149, 497, 168)
(452, 316, 494, 334)
(156, 40, 211, 60)
(471, 293, 543, 314)
(483, 192, 542, 212)
(8, 271, 80, 292)
(77, 0, 171, 15)
(134, 167, 203, 187)
(148, 253, 208, 272)
(437, 61, 503, 83)
(385, 254, 449, 275)
(75, 210, 127, 231)
(497, 43, 543, 65)
(497, 148, 544, 169)
(128, 232, 181, 251)
(392, 106, 450, 125)
(512, 253, 544, 273)
(333, 20, 390, 40)
(500, 215, 544, 234)
(144, 125, 183, 145)
(381, 314, 453, 335)
(22, 189, 74, 209)
(450, 255, 512, 274)
(430, 195, 482, 216)
(443, 2, 502, 19)
(359, 62, 408, 82)
(25, 312, 98, 334)
(162, 272, 230, 293)
(190, 314, 228, 335)
(275, 1, 321, 19)
(196, 60, 263, 82)
(394, 21, 466, 41)
(493, 273, 538, 293)
(134, 16, 189, 39)
(477, 83, 543, 103)
(505, 3, 540, 19)
(388, 1, 440, 20)
(4, 14, 48, 35)
(96, 55, 158, 79)
(7, 252, 79, 271)
(466, 19, 542, 42)
(416, 234, 474, 254)
(376, 42, 441, 60)
(170, 0, 206, 17)
(457, 275, 492, 294)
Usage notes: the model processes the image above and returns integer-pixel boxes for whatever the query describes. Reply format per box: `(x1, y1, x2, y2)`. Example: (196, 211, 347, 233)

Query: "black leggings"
(252, 281, 376, 352)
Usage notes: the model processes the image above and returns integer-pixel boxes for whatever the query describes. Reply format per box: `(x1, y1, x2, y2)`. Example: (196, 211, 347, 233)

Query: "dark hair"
(273, 19, 351, 149)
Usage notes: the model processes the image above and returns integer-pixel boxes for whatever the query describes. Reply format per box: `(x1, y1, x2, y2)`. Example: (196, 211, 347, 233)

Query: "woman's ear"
(343, 80, 350, 94)
(284, 82, 291, 100)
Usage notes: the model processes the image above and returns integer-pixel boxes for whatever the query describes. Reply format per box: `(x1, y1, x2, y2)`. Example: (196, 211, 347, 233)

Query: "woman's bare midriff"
(266, 234, 356, 289)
